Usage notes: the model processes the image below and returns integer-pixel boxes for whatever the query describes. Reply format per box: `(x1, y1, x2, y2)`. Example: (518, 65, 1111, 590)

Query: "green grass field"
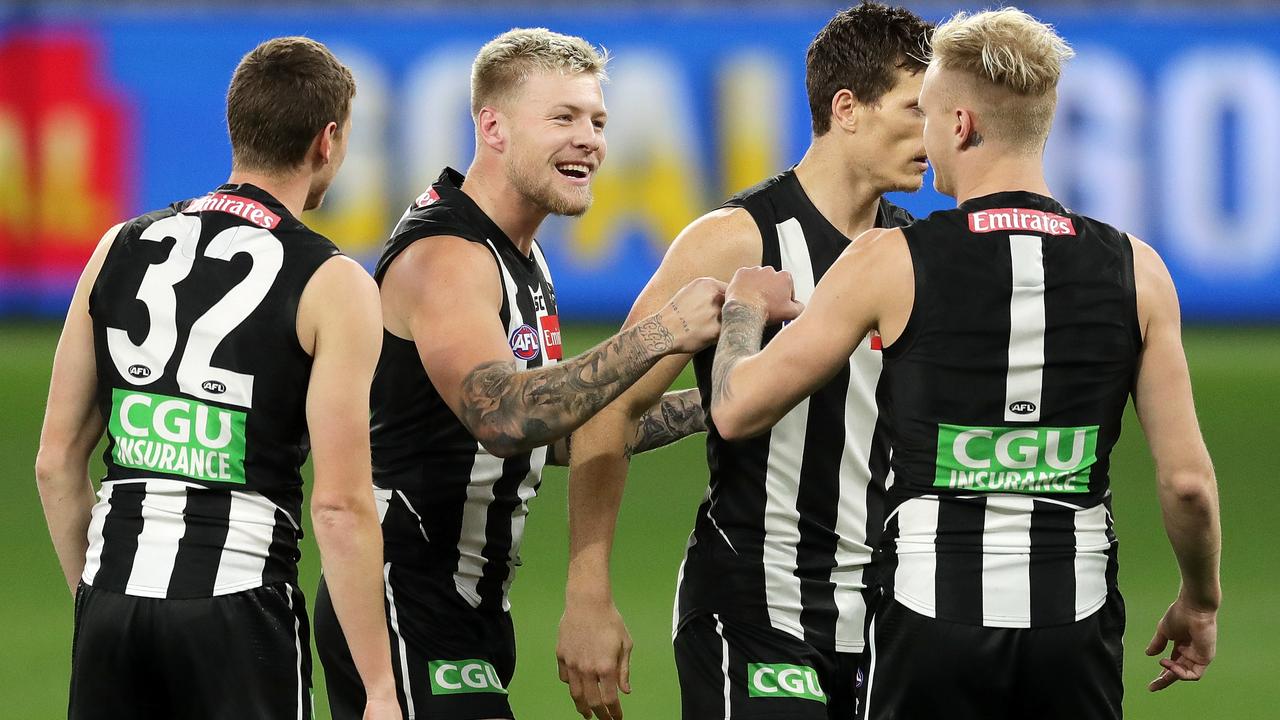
(2, 322, 1273, 718)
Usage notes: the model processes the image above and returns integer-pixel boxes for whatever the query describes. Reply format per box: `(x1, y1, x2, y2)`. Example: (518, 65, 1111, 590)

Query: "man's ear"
(312, 120, 339, 167)
(830, 88, 860, 134)
(477, 106, 505, 152)
(956, 107, 982, 150)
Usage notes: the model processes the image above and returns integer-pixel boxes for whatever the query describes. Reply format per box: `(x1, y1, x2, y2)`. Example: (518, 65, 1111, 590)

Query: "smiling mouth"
(556, 162, 592, 179)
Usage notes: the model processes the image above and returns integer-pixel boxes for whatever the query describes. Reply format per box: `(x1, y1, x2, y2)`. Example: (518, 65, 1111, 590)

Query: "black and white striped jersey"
(370, 167, 560, 613)
(880, 191, 1140, 628)
(678, 169, 915, 653)
(84, 184, 341, 598)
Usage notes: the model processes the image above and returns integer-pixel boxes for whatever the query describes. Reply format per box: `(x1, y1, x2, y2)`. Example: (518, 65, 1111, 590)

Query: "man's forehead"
(519, 70, 604, 102)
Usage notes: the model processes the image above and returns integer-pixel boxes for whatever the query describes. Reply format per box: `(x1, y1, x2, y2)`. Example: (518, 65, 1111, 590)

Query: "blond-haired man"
(707, 8, 1220, 719)
(313, 28, 725, 720)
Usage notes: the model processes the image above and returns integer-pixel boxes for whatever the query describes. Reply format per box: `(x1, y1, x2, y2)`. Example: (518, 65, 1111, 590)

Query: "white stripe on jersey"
(980, 495, 1035, 626)
(501, 444, 547, 611)
(1004, 235, 1046, 422)
(890, 495, 940, 615)
(1074, 502, 1113, 620)
(125, 479, 190, 595)
(213, 488, 288, 595)
(454, 240, 537, 609)
(454, 453, 505, 608)
(81, 481, 116, 586)
(831, 331, 883, 651)
(760, 218, 816, 640)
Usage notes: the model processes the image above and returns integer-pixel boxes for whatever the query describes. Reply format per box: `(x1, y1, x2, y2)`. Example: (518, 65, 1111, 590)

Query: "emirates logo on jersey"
(184, 193, 281, 229)
(539, 315, 563, 360)
(415, 187, 441, 207)
(968, 208, 1076, 236)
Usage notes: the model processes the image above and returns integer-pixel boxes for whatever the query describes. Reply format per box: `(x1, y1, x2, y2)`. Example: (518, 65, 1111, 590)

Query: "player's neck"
(794, 143, 882, 240)
(460, 162, 545, 256)
(951, 153, 1053, 206)
(225, 168, 310, 219)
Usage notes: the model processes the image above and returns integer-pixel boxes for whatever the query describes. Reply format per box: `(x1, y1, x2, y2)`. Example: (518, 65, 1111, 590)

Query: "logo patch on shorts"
(428, 659, 507, 695)
(509, 324, 540, 360)
(747, 663, 826, 703)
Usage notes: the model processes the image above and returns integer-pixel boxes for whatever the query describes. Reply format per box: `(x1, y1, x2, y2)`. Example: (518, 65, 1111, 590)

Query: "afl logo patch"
(1008, 401, 1037, 415)
(127, 364, 151, 378)
(509, 324, 541, 360)
(201, 380, 227, 394)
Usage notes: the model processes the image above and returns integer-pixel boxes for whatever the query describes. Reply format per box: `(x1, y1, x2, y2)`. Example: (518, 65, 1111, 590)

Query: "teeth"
(558, 163, 590, 174)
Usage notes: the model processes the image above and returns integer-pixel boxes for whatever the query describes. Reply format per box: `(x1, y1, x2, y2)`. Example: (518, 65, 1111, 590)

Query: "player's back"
(882, 190, 1140, 628)
(85, 184, 340, 599)
(680, 169, 913, 653)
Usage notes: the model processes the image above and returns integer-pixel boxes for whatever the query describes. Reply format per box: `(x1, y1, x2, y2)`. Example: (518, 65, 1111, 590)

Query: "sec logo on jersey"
(509, 324, 541, 361)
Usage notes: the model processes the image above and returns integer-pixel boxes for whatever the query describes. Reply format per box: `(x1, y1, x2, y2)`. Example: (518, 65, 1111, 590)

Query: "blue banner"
(3, 6, 1279, 320)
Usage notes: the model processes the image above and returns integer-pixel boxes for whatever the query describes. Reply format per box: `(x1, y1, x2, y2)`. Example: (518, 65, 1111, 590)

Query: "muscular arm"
(382, 235, 721, 462)
(625, 388, 704, 457)
(546, 388, 704, 467)
(35, 225, 119, 596)
(711, 227, 913, 439)
(1129, 235, 1221, 691)
(557, 209, 759, 719)
(300, 257, 399, 712)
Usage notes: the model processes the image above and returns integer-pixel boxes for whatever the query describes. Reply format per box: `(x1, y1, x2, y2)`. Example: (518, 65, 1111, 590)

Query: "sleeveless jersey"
(84, 183, 341, 598)
(881, 191, 1141, 628)
(370, 167, 560, 613)
(677, 169, 915, 653)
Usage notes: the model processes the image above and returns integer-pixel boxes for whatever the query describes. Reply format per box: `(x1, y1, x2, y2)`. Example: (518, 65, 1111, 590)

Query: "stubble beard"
(506, 155, 592, 218)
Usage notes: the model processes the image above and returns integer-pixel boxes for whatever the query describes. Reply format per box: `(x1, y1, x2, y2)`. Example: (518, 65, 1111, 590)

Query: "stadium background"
(1, 1, 1275, 716)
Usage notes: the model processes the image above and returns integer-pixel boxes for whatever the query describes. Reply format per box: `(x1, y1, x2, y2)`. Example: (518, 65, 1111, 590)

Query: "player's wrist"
(1177, 584, 1221, 613)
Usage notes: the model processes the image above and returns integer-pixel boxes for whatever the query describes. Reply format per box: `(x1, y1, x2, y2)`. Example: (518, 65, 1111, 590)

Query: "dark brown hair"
(806, 2, 932, 135)
(227, 36, 356, 173)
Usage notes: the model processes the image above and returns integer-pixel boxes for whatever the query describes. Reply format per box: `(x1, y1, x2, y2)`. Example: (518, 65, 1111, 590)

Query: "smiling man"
(311, 28, 727, 720)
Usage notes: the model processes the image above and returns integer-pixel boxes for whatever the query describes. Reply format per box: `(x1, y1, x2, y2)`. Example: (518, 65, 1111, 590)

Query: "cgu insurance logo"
(935, 423, 1099, 494)
(747, 663, 826, 704)
(428, 659, 507, 696)
(108, 389, 247, 484)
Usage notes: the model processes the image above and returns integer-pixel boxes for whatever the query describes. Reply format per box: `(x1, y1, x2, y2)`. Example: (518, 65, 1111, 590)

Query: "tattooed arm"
(626, 388, 705, 457)
(547, 388, 705, 466)
(710, 228, 916, 440)
(380, 233, 724, 460)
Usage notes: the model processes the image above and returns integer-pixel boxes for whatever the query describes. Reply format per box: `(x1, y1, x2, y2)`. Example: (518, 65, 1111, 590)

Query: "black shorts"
(674, 612, 868, 720)
(69, 581, 312, 720)
(315, 562, 517, 720)
(865, 593, 1125, 720)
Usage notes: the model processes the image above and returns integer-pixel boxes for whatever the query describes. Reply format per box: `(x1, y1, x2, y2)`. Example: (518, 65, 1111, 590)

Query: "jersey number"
(105, 214, 284, 408)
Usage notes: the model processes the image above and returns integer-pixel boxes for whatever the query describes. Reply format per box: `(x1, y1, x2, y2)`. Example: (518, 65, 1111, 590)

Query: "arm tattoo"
(625, 388, 706, 458)
(710, 300, 767, 411)
(459, 317, 677, 456)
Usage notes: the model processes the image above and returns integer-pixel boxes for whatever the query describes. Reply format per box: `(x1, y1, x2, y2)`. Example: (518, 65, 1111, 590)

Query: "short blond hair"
(471, 28, 609, 117)
(930, 8, 1074, 152)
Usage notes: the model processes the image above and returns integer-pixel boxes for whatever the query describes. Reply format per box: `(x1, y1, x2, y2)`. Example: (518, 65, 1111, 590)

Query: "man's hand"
(1146, 595, 1217, 691)
(557, 597, 634, 719)
(658, 276, 727, 354)
(724, 266, 804, 325)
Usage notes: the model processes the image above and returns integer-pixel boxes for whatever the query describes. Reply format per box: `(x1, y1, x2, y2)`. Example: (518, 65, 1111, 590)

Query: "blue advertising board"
(3, 6, 1279, 320)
